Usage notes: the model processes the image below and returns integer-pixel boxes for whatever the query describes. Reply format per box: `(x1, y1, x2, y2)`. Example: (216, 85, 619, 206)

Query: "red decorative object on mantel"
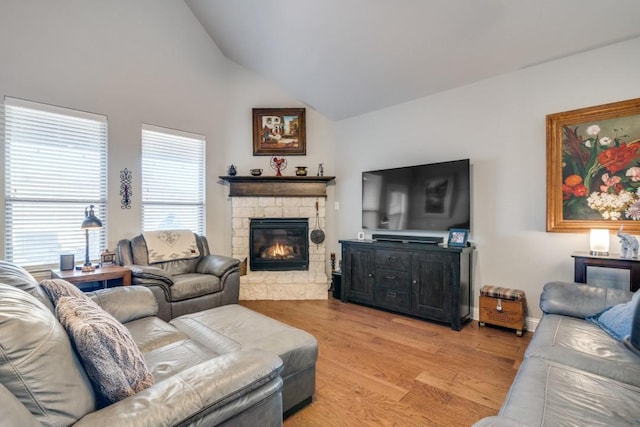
(270, 156, 287, 176)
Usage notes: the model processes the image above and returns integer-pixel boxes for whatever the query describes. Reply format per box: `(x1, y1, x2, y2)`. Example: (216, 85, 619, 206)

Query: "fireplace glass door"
(250, 218, 309, 271)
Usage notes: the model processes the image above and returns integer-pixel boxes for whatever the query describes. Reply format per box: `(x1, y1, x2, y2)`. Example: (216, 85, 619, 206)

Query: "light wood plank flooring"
(241, 297, 531, 427)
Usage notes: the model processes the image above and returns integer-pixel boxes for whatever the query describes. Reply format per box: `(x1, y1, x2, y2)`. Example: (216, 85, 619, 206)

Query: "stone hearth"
(231, 196, 328, 300)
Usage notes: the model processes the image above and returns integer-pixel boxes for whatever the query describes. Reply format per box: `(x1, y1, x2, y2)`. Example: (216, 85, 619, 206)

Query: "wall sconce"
(589, 229, 610, 256)
(81, 205, 103, 271)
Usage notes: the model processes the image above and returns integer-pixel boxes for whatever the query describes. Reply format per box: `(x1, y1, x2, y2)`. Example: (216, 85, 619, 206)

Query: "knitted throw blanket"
(142, 230, 200, 264)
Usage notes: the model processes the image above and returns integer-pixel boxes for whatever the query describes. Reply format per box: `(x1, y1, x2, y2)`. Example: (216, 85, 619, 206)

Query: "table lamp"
(589, 229, 609, 256)
(81, 205, 102, 271)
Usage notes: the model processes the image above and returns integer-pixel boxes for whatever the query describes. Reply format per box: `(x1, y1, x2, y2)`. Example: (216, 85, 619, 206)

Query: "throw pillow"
(56, 295, 154, 405)
(40, 278, 86, 306)
(587, 291, 640, 341)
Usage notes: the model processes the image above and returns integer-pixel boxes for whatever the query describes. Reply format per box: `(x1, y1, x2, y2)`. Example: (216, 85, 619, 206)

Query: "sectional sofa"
(474, 281, 640, 426)
(0, 261, 317, 426)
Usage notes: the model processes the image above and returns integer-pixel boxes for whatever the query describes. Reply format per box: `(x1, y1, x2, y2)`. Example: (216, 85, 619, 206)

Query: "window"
(3, 97, 107, 268)
(141, 124, 205, 234)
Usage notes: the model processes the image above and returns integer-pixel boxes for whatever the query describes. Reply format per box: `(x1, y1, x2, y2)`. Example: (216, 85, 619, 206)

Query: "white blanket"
(142, 230, 200, 264)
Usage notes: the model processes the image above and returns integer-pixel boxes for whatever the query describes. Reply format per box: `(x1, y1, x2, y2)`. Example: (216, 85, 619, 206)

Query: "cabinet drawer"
(375, 268, 410, 290)
(375, 250, 411, 270)
(374, 288, 410, 311)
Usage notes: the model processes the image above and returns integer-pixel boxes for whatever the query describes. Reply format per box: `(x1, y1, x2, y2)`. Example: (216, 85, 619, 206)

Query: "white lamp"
(589, 229, 610, 256)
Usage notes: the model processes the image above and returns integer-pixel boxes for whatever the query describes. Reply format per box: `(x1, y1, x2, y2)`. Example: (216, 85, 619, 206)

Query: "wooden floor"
(240, 297, 531, 427)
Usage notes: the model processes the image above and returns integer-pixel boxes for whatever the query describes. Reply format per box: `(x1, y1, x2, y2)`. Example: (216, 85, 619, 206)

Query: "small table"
(572, 252, 640, 292)
(51, 265, 131, 288)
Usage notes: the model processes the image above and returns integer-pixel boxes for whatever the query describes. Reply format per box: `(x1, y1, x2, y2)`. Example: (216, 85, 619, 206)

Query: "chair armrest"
(87, 286, 158, 323)
(129, 265, 174, 285)
(196, 255, 240, 277)
(540, 281, 633, 318)
(72, 350, 283, 427)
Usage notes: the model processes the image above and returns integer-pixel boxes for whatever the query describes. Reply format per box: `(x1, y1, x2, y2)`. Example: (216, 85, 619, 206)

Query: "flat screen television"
(362, 159, 470, 232)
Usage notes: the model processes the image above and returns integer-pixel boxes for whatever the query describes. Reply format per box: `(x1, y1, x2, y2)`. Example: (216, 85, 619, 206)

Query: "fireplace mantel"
(219, 175, 335, 197)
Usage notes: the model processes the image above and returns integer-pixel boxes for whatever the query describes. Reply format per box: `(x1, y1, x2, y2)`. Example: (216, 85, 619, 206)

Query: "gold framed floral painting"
(547, 97, 640, 233)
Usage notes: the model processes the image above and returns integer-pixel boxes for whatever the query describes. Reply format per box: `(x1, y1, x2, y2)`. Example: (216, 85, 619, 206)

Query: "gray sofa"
(117, 233, 240, 321)
(474, 281, 640, 426)
(0, 261, 318, 426)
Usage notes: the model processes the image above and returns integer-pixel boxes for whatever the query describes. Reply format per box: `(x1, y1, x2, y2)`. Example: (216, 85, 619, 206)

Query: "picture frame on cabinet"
(546, 97, 640, 233)
(447, 229, 469, 247)
(252, 108, 306, 156)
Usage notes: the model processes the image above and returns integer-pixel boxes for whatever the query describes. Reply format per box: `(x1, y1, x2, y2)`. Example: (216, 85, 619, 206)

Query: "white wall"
(0, 1, 336, 260)
(333, 37, 640, 318)
(219, 61, 337, 255)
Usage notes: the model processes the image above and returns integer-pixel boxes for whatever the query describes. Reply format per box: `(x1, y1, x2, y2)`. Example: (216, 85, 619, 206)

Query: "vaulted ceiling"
(186, 0, 640, 121)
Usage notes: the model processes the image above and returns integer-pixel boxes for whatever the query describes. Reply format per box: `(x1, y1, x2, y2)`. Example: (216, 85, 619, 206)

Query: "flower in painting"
(587, 125, 601, 135)
(587, 190, 636, 220)
(584, 140, 592, 148)
(572, 184, 588, 197)
(598, 143, 638, 174)
(599, 173, 622, 193)
(626, 201, 640, 220)
(562, 175, 588, 200)
(564, 175, 582, 186)
(599, 136, 613, 146)
(626, 166, 640, 182)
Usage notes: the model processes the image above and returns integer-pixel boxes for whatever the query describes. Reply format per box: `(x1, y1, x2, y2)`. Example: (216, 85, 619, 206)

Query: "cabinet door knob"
(412, 280, 417, 284)
(368, 273, 374, 278)
(387, 291, 396, 298)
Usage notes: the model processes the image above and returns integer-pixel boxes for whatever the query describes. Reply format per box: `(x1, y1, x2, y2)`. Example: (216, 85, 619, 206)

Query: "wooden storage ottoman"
(479, 285, 526, 336)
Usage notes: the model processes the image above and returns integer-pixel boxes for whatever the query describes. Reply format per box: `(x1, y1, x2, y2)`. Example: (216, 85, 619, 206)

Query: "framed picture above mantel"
(546, 97, 640, 233)
(252, 108, 306, 156)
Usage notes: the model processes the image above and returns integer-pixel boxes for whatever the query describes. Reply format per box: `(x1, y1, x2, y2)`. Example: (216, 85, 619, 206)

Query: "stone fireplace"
(229, 196, 329, 300)
(223, 175, 334, 300)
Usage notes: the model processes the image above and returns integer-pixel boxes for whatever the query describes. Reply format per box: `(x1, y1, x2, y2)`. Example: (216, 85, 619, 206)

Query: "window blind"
(3, 97, 108, 268)
(141, 124, 205, 234)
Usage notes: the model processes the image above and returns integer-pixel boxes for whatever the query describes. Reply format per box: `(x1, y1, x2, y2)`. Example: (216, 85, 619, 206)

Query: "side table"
(571, 251, 640, 292)
(51, 265, 131, 289)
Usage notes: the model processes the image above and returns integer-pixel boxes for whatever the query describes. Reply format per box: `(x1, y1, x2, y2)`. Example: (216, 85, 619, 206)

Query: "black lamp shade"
(81, 205, 102, 229)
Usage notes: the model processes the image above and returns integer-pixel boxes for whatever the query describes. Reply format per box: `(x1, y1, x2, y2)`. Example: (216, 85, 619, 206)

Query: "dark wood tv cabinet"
(339, 239, 473, 330)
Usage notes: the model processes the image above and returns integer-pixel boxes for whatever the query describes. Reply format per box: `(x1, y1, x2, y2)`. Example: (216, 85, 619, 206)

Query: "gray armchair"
(117, 232, 240, 321)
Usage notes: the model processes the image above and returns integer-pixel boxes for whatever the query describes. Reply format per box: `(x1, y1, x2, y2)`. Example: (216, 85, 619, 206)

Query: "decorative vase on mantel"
(295, 166, 308, 176)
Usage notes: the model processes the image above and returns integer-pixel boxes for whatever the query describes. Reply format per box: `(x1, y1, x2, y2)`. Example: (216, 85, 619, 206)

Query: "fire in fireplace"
(250, 218, 309, 271)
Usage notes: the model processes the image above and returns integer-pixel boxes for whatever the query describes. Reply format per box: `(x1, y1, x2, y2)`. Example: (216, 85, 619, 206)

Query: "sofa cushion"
(172, 304, 318, 378)
(0, 260, 53, 312)
(125, 316, 189, 353)
(171, 273, 222, 301)
(56, 295, 154, 405)
(587, 290, 640, 340)
(540, 281, 632, 318)
(499, 358, 640, 426)
(525, 313, 640, 387)
(88, 285, 158, 323)
(143, 338, 219, 382)
(0, 284, 95, 425)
